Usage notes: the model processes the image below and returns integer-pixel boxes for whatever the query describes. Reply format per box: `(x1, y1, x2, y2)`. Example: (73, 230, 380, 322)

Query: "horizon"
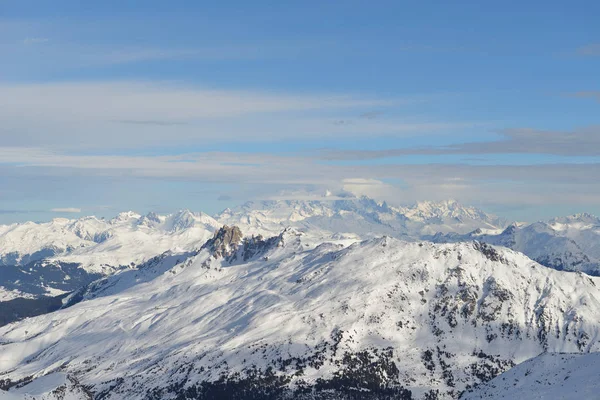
(1, 193, 596, 226)
(1, 1, 600, 223)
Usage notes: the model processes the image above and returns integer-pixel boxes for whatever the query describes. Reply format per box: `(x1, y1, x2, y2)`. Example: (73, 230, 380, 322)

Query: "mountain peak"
(201, 225, 244, 259)
(111, 211, 141, 223)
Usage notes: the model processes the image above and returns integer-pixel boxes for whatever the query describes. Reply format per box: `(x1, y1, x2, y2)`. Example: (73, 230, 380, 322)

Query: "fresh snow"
(2, 230, 600, 399)
(1, 372, 92, 399)
(461, 352, 600, 399)
(0, 210, 220, 272)
(432, 214, 600, 275)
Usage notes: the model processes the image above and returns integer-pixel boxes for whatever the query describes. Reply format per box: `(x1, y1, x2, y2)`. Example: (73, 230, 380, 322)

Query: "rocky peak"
(200, 226, 302, 264)
(202, 225, 244, 259)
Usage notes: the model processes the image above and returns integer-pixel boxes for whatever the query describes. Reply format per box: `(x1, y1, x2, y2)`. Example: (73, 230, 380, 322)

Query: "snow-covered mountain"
(0, 210, 220, 269)
(216, 197, 507, 239)
(461, 352, 600, 399)
(0, 197, 508, 300)
(2, 227, 600, 399)
(0, 210, 220, 299)
(430, 213, 600, 275)
(3, 196, 600, 302)
(0, 373, 92, 400)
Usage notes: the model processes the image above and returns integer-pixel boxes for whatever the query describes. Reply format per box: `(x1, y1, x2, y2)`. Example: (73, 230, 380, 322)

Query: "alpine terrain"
(2, 224, 600, 399)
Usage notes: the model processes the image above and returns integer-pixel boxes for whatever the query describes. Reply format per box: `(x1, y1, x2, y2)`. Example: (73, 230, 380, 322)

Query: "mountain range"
(2, 196, 600, 399)
(1, 196, 599, 302)
(2, 226, 600, 399)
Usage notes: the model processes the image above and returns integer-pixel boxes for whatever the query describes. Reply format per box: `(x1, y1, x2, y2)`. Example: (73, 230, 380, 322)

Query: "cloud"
(0, 81, 470, 150)
(359, 111, 384, 120)
(2, 146, 600, 209)
(322, 126, 600, 159)
(51, 207, 81, 213)
(23, 37, 49, 45)
(577, 43, 600, 56)
(570, 91, 600, 103)
(113, 119, 188, 126)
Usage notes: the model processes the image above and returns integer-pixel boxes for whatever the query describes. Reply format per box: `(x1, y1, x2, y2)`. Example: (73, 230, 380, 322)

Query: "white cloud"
(3, 147, 600, 213)
(51, 207, 81, 213)
(0, 81, 391, 120)
(0, 81, 474, 150)
(577, 43, 600, 56)
(0, 81, 424, 149)
(322, 126, 600, 158)
(23, 37, 49, 45)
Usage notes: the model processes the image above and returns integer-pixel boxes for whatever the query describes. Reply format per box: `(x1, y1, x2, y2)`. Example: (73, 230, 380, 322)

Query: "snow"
(0, 288, 35, 302)
(216, 196, 507, 239)
(1, 372, 91, 399)
(2, 232, 600, 399)
(461, 352, 600, 399)
(3, 196, 600, 398)
(432, 213, 600, 275)
(0, 210, 220, 274)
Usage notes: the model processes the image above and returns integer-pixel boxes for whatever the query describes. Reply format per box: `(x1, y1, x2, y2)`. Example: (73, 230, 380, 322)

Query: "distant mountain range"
(1, 196, 599, 301)
(429, 213, 600, 275)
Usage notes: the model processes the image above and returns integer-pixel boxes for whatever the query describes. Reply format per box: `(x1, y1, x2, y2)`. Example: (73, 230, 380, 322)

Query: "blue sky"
(0, 1, 599, 223)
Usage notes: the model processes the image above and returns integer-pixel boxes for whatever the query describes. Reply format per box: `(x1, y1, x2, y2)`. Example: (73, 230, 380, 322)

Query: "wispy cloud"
(322, 126, 600, 159)
(0, 81, 467, 150)
(113, 119, 188, 127)
(22, 37, 49, 45)
(2, 147, 600, 208)
(570, 91, 600, 102)
(577, 43, 600, 56)
(359, 111, 384, 120)
(83, 46, 270, 66)
(51, 207, 81, 213)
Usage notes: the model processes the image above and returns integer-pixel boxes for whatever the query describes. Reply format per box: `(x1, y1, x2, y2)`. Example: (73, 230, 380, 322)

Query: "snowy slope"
(461, 352, 600, 399)
(431, 214, 600, 275)
(2, 229, 600, 399)
(0, 210, 220, 271)
(0, 372, 92, 400)
(0, 211, 219, 298)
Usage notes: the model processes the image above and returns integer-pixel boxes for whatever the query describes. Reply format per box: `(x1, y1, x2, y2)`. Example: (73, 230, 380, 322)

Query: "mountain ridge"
(2, 228, 600, 399)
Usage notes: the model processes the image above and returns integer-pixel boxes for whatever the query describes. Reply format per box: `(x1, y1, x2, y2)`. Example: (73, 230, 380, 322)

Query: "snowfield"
(461, 352, 600, 399)
(2, 227, 600, 399)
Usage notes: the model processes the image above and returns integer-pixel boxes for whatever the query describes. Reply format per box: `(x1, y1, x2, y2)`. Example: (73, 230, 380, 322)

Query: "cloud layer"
(0, 81, 465, 150)
(322, 127, 600, 159)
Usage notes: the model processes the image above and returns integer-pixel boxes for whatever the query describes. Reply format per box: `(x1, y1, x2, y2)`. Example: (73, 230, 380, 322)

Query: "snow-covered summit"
(2, 230, 600, 399)
(431, 212, 600, 275)
(0, 209, 220, 271)
(215, 196, 507, 239)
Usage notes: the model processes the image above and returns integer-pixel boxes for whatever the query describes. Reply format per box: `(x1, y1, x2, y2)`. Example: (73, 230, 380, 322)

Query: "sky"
(1, 0, 599, 223)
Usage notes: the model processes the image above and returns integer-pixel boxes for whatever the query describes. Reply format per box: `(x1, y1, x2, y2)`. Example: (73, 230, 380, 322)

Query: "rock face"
(2, 231, 600, 399)
(201, 225, 244, 259)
